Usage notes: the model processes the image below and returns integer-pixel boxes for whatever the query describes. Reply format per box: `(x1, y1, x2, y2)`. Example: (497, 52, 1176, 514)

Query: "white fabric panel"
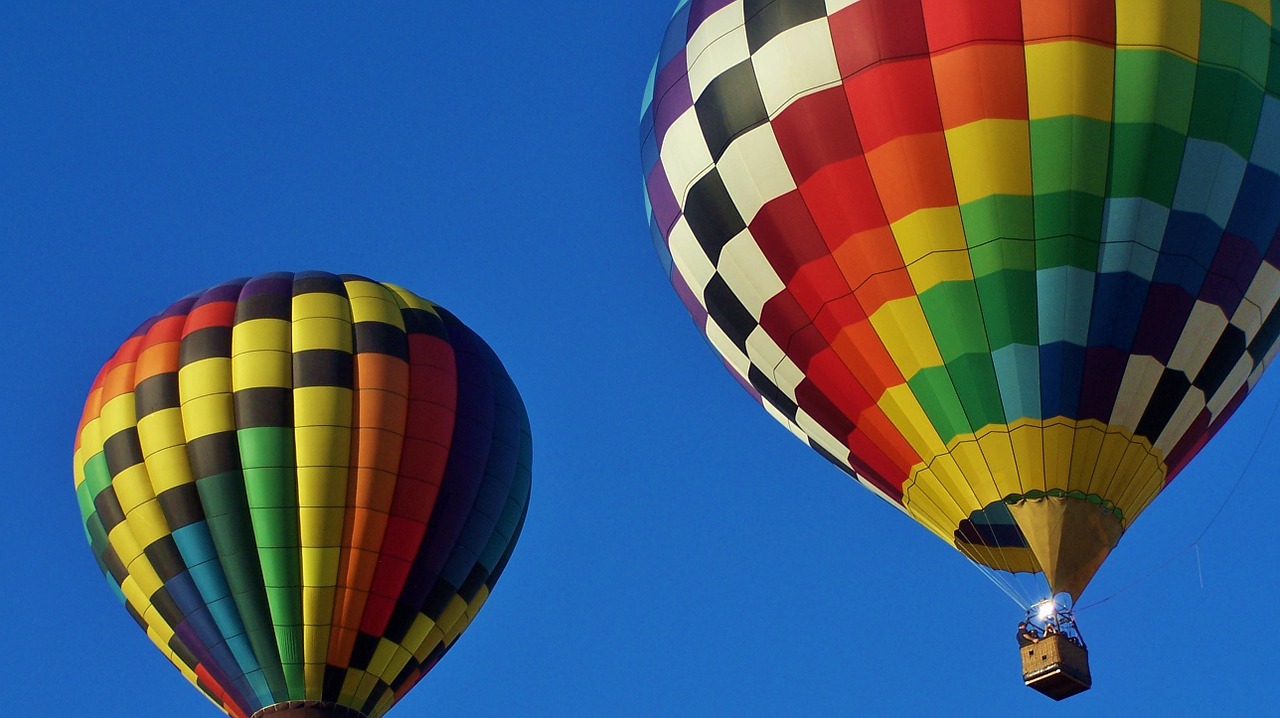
(687, 16, 750, 100)
(668, 216, 717, 301)
(659, 109, 714, 200)
(1231, 261, 1280, 336)
(1207, 357, 1252, 416)
(1111, 354, 1165, 430)
(716, 123, 798, 223)
(752, 18, 841, 117)
(718, 228, 785, 317)
(1167, 300, 1228, 376)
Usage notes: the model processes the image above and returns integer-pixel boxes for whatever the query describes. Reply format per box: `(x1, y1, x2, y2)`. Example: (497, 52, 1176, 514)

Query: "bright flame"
(1037, 601, 1055, 621)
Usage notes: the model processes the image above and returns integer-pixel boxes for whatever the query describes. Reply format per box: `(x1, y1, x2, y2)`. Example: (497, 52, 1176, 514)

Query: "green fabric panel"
(238, 426, 295, 470)
(1035, 232, 1100, 272)
(243, 466, 297, 508)
(946, 352, 1008, 429)
(959, 195, 1035, 247)
(82, 452, 112, 498)
(1200, 0, 1271, 86)
(917, 281, 990, 361)
(969, 237, 1036, 276)
(908, 366, 973, 445)
(1109, 123, 1188, 205)
(1029, 116, 1111, 195)
(76, 478, 97, 521)
(1189, 64, 1266, 157)
(238, 426, 304, 702)
(196, 470, 288, 700)
(974, 268, 1039, 349)
(1112, 49, 1196, 127)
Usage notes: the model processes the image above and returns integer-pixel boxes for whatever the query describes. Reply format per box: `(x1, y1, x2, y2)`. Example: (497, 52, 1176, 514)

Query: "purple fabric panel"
(654, 51, 693, 144)
(1131, 284, 1195, 363)
(690, 0, 738, 31)
(1200, 232, 1262, 314)
(647, 162, 682, 236)
(1077, 346, 1129, 423)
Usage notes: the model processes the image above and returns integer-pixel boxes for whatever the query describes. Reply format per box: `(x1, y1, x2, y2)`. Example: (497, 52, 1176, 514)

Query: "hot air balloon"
(641, 0, 1280, 698)
(73, 272, 531, 717)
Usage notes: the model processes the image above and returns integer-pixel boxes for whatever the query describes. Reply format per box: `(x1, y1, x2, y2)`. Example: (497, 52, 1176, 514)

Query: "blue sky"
(3, 2, 1277, 716)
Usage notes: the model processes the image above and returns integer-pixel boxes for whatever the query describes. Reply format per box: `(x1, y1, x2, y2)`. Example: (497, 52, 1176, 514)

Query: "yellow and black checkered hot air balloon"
(73, 272, 531, 718)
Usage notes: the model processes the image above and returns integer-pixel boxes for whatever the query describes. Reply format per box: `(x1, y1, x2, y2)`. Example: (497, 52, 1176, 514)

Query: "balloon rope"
(965, 557, 1033, 610)
(1078, 377, 1280, 612)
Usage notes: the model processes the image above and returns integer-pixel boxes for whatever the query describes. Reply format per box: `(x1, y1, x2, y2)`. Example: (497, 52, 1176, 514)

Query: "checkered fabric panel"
(641, 0, 1280, 572)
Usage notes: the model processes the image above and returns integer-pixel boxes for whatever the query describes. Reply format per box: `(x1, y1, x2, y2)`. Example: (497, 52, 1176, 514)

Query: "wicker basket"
(1020, 634, 1092, 700)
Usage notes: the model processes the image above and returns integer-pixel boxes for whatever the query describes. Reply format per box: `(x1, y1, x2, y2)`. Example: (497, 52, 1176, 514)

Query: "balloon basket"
(1020, 634, 1091, 700)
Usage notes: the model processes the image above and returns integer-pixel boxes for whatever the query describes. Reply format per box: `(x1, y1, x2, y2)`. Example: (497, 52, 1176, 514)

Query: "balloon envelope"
(642, 0, 1280, 602)
(73, 272, 531, 717)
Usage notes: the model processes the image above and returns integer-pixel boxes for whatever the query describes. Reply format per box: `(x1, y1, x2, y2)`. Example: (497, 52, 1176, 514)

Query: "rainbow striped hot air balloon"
(642, 0, 1280, 615)
(73, 272, 531, 718)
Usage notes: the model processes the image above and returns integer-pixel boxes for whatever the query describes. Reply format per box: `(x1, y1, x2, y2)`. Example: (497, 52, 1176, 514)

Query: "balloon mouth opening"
(249, 701, 369, 718)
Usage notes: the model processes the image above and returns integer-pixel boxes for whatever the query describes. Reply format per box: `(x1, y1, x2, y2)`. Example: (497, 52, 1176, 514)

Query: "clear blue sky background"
(3, 2, 1277, 716)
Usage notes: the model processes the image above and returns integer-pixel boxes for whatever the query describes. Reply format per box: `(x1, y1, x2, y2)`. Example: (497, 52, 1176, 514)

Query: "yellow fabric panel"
(876, 385, 948, 459)
(1114, 452, 1168, 519)
(111, 463, 155, 513)
(137, 408, 187, 455)
(296, 509, 343, 547)
(1040, 418, 1077, 489)
(230, 350, 292, 390)
(178, 357, 232, 401)
(412, 624, 448, 663)
(1083, 431, 1144, 498)
(367, 639, 399, 683)
(107, 522, 145, 566)
(943, 120, 1032, 204)
(178, 393, 235, 440)
(123, 499, 170, 549)
(297, 468, 348, 508)
(956, 542, 1041, 574)
(142, 445, 195, 494)
(291, 317, 353, 353)
(868, 298, 945, 377)
(974, 428, 1022, 497)
(305, 663, 324, 702)
(370, 694, 395, 718)
(295, 427, 353, 477)
(294, 386, 353, 429)
(383, 283, 440, 315)
(345, 279, 406, 328)
(891, 206, 968, 265)
(466, 584, 491, 622)
(338, 671, 368, 710)
(230, 317, 291, 354)
(1067, 423, 1107, 492)
(293, 290, 352, 320)
(99, 392, 138, 437)
(379, 645, 415, 686)
(942, 443, 1004, 508)
(901, 474, 966, 543)
(1024, 41, 1115, 121)
(914, 453, 984, 517)
(1115, 0, 1201, 56)
(1009, 422, 1047, 493)
(906, 250, 974, 292)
